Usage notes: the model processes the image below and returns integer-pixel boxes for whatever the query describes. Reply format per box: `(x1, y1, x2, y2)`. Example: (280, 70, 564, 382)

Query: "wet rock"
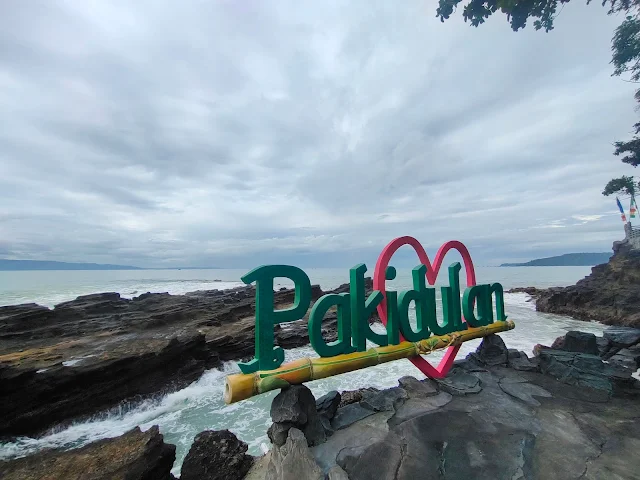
(388, 392, 453, 427)
(468, 334, 508, 366)
(397, 376, 438, 397)
(0, 425, 175, 480)
(180, 430, 253, 480)
(269, 385, 326, 447)
(315, 390, 341, 420)
(607, 347, 640, 371)
(361, 387, 407, 412)
(331, 403, 377, 430)
(562, 331, 599, 355)
(266, 428, 324, 480)
(436, 368, 482, 396)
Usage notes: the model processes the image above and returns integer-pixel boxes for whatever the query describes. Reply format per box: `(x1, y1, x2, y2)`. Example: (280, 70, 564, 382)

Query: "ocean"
(0, 266, 612, 476)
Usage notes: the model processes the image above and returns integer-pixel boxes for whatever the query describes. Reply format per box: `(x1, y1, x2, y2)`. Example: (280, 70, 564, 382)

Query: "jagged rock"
(338, 388, 379, 408)
(265, 428, 324, 480)
(561, 331, 599, 355)
(535, 242, 640, 327)
(397, 376, 438, 397)
(0, 426, 175, 480)
(508, 350, 539, 372)
(436, 368, 482, 395)
(607, 347, 640, 370)
(316, 390, 341, 420)
(180, 430, 253, 480)
(331, 403, 377, 430)
(269, 385, 326, 447)
(468, 334, 508, 366)
(0, 281, 363, 437)
(603, 326, 640, 348)
(361, 387, 407, 412)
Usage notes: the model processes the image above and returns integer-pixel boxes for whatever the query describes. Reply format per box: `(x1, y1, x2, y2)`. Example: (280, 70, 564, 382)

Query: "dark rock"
(0, 281, 361, 437)
(267, 422, 294, 447)
(337, 387, 379, 408)
(535, 241, 640, 327)
(269, 385, 326, 447)
(397, 376, 439, 397)
(499, 380, 552, 406)
(315, 390, 341, 420)
(509, 354, 539, 372)
(0, 425, 175, 480)
(562, 331, 599, 355)
(331, 403, 377, 430)
(607, 347, 640, 370)
(180, 429, 253, 480)
(388, 392, 453, 427)
(603, 326, 640, 348)
(551, 334, 565, 350)
(596, 336, 612, 357)
(360, 387, 407, 412)
(266, 428, 324, 480)
(468, 334, 508, 366)
(436, 368, 482, 395)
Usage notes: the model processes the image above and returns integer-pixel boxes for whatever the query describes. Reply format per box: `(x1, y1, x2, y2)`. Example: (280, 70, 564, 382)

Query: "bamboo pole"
(224, 320, 515, 404)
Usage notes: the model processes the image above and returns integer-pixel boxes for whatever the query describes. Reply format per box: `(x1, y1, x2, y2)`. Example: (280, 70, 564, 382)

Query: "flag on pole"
(631, 196, 638, 219)
(617, 197, 628, 222)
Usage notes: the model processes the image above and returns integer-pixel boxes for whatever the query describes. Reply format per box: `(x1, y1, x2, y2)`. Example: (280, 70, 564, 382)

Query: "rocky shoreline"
(508, 239, 640, 328)
(0, 281, 370, 437)
(2, 330, 639, 479)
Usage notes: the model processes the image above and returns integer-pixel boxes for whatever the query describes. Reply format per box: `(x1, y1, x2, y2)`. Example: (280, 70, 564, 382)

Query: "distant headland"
(501, 252, 611, 267)
(0, 260, 143, 271)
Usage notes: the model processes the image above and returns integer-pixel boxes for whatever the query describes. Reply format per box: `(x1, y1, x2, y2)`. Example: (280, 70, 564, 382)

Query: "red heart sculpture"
(373, 236, 476, 379)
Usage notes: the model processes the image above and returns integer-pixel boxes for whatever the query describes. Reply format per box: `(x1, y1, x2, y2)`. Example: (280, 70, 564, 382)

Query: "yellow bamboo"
(223, 320, 515, 404)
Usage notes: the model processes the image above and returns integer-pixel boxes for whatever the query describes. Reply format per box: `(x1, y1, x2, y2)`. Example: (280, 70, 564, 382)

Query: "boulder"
(562, 331, 599, 355)
(0, 426, 175, 480)
(360, 387, 407, 412)
(467, 334, 508, 366)
(316, 391, 341, 420)
(331, 403, 377, 430)
(180, 430, 253, 480)
(265, 428, 324, 480)
(268, 385, 326, 447)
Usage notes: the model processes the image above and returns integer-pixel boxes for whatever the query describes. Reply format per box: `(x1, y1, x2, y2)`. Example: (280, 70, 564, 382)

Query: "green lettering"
(350, 264, 387, 350)
(462, 284, 492, 327)
(309, 293, 355, 357)
(238, 265, 311, 373)
(489, 283, 507, 321)
(397, 265, 431, 342)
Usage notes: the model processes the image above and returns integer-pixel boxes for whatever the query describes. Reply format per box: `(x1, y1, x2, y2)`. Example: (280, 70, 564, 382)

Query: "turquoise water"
(0, 266, 605, 476)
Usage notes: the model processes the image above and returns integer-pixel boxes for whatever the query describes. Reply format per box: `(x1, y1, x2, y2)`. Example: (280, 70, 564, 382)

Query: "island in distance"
(501, 252, 612, 267)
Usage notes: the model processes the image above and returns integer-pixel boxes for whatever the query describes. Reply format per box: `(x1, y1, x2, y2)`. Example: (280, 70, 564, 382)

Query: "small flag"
(617, 197, 628, 222)
(631, 196, 638, 219)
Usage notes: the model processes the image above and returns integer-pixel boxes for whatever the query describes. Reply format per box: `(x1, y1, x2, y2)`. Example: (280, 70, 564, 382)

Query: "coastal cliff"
(533, 239, 640, 327)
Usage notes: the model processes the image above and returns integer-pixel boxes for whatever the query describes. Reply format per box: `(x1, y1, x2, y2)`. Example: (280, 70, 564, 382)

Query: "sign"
(224, 237, 514, 404)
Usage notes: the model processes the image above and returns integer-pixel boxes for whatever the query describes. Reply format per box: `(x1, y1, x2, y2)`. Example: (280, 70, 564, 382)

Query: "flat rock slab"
(499, 381, 552, 407)
(435, 369, 482, 395)
(331, 403, 376, 431)
(603, 326, 640, 348)
(361, 387, 407, 412)
(388, 392, 453, 427)
(397, 376, 438, 398)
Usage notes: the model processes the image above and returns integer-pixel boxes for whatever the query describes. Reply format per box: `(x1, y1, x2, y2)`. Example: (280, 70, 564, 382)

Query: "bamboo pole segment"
(224, 320, 515, 404)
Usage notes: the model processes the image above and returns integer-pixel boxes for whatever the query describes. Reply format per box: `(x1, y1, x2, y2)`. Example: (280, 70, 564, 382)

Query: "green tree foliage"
(436, 0, 640, 197)
(602, 175, 638, 195)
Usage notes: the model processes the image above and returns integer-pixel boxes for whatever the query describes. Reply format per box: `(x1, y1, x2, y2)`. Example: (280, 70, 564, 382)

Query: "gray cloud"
(0, 1, 636, 268)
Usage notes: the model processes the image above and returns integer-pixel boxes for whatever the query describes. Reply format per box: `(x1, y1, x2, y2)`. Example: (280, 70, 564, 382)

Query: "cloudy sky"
(0, 1, 637, 268)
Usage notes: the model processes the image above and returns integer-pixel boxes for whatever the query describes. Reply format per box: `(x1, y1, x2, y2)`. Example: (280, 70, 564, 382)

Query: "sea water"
(0, 266, 611, 476)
